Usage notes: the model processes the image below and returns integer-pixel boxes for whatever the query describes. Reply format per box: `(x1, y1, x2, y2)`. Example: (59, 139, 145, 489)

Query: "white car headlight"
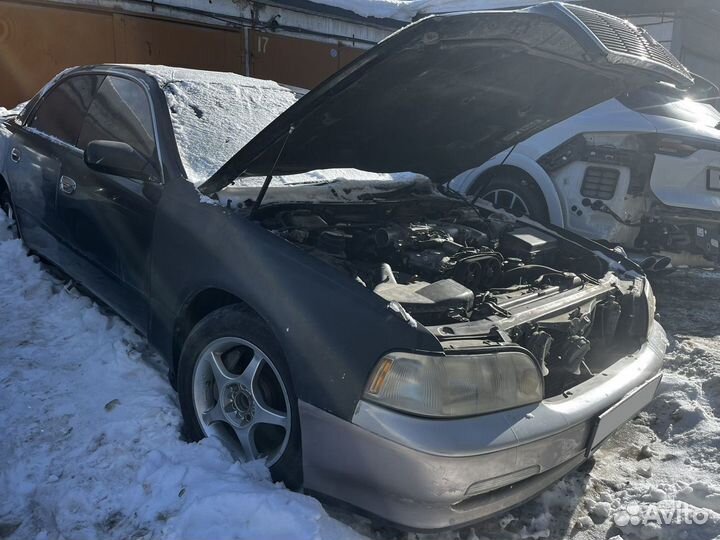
(364, 350, 543, 418)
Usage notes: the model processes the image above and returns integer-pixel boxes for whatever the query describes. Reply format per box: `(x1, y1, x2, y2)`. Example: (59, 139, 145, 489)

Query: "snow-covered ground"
(0, 212, 360, 540)
(1, 205, 719, 540)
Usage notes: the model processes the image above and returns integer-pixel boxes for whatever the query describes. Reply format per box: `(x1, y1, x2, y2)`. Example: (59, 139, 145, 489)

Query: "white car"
(452, 82, 720, 269)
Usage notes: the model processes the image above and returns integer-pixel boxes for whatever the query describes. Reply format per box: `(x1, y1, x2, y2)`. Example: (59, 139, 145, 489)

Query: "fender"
(452, 150, 565, 227)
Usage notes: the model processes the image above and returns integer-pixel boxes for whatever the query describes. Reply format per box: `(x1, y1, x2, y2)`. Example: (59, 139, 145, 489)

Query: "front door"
(57, 75, 163, 330)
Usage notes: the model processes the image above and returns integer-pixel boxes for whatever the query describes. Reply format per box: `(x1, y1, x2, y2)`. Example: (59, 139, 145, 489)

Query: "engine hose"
(501, 264, 567, 285)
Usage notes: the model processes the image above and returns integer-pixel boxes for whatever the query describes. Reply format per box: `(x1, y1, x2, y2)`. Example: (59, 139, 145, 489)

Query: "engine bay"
(251, 191, 646, 397)
(260, 198, 605, 319)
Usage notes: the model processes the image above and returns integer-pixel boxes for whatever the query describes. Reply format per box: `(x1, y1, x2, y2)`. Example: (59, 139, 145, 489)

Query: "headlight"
(644, 278, 656, 337)
(364, 350, 543, 418)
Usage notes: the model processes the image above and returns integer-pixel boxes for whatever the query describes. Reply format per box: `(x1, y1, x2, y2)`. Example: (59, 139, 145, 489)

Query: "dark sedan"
(0, 3, 689, 532)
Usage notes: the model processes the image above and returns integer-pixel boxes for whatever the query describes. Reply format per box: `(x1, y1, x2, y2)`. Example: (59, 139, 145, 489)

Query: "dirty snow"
(2, 200, 720, 540)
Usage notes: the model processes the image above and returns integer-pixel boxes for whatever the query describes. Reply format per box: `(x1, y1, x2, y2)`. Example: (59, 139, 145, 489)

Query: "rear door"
(57, 74, 163, 330)
(5, 74, 102, 264)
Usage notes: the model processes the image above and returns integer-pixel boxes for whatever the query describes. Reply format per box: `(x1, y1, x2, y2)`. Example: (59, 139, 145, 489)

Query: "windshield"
(142, 66, 404, 186)
(146, 67, 299, 184)
(618, 84, 720, 128)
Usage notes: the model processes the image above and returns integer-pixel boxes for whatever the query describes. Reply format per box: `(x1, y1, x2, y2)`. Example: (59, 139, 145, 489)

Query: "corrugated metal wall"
(673, 8, 720, 87)
(0, 1, 366, 107)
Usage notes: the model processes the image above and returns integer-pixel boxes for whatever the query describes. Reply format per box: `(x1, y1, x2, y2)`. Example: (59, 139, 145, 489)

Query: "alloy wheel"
(482, 188, 530, 216)
(192, 336, 291, 466)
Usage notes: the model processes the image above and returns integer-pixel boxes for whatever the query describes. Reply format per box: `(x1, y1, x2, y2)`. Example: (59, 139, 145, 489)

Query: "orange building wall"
(0, 1, 366, 107)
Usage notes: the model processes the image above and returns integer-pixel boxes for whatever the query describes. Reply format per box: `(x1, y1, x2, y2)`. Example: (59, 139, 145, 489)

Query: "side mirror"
(84, 140, 153, 181)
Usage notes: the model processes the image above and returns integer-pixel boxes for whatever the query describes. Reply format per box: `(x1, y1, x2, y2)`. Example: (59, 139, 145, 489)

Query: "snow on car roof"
(134, 65, 399, 188)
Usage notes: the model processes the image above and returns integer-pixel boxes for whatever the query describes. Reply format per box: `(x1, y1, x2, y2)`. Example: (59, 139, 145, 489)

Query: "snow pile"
(0, 210, 361, 540)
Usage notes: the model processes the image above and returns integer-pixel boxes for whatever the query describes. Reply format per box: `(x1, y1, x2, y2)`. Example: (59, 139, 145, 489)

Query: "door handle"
(59, 175, 77, 195)
(10, 148, 20, 163)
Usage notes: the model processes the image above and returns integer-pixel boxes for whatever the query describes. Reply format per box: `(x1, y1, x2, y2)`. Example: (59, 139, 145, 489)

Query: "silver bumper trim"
(299, 321, 666, 531)
(352, 321, 667, 457)
(300, 400, 590, 531)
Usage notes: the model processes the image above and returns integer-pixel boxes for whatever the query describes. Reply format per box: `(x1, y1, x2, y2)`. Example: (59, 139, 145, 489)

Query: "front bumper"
(300, 321, 667, 532)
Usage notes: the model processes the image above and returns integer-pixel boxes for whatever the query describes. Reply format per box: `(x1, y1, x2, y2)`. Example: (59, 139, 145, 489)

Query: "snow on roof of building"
(302, 0, 538, 20)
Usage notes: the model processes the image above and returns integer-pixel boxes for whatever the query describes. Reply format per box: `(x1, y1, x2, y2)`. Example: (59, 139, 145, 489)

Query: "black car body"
(0, 3, 690, 531)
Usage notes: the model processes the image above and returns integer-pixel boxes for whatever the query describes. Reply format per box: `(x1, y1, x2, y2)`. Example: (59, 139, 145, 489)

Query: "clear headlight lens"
(364, 350, 543, 418)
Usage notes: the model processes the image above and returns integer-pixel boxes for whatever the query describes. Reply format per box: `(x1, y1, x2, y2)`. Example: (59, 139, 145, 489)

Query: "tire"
(178, 305, 303, 489)
(0, 183, 20, 239)
(474, 171, 549, 222)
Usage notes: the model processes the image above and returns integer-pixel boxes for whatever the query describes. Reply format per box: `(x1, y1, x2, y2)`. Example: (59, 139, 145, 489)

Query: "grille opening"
(566, 5, 687, 75)
(581, 167, 619, 200)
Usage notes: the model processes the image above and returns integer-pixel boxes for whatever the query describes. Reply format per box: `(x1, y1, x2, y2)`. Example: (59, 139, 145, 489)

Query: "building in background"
(581, 0, 720, 88)
(1, 0, 718, 108)
(0, 0, 399, 107)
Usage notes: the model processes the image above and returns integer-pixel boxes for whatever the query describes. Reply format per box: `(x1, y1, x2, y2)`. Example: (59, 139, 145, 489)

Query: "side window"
(78, 76, 157, 169)
(28, 75, 103, 145)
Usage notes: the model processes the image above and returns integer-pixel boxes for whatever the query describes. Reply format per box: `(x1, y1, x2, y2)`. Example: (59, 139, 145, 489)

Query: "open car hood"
(199, 2, 692, 195)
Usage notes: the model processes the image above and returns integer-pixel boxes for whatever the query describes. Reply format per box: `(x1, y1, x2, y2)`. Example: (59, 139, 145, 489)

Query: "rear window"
(618, 85, 720, 128)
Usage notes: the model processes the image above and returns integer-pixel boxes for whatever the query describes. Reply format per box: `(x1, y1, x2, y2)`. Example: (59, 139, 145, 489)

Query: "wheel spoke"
(253, 401, 289, 429)
(238, 352, 264, 389)
(233, 425, 260, 461)
(207, 351, 235, 388)
(202, 401, 226, 425)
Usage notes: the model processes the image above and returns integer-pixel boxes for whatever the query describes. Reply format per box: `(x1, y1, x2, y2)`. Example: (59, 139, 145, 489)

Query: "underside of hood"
(199, 2, 692, 195)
